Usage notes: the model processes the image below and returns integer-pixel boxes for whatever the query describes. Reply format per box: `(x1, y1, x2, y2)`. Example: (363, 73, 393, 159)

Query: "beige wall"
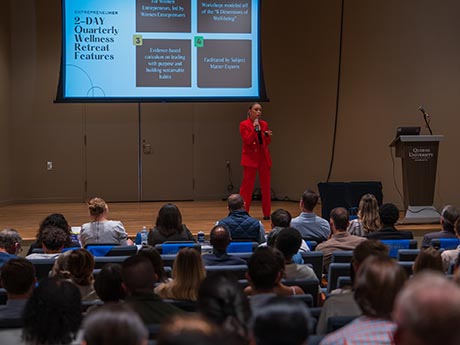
(5, 0, 460, 209)
(0, 1, 11, 203)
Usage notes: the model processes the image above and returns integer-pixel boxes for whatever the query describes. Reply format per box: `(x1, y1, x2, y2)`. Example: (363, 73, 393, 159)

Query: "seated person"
(202, 225, 247, 266)
(25, 226, 68, 259)
(217, 194, 266, 243)
(244, 247, 304, 311)
(155, 248, 206, 301)
(290, 189, 330, 242)
(274, 228, 316, 280)
(82, 303, 148, 345)
(51, 248, 99, 301)
(413, 247, 443, 275)
(0, 229, 22, 267)
(137, 245, 171, 283)
(316, 239, 389, 334)
(266, 209, 310, 253)
(422, 205, 459, 248)
(122, 255, 182, 324)
(441, 218, 460, 271)
(367, 203, 413, 240)
(80, 197, 132, 247)
(148, 203, 196, 246)
(93, 263, 125, 304)
(26, 213, 79, 256)
(316, 207, 366, 271)
(0, 258, 36, 320)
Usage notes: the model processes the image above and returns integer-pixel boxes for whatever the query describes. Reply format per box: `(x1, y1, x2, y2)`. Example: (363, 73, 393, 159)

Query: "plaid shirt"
(320, 316, 396, 345)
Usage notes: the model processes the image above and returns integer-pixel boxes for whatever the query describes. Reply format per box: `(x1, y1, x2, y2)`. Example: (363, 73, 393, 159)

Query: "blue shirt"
(0, 252, 17, 268)
(291, 212, 331, 241)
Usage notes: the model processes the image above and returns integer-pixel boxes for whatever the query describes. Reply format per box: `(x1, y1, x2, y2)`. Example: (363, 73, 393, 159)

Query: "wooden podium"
(390, 135, 444, 224)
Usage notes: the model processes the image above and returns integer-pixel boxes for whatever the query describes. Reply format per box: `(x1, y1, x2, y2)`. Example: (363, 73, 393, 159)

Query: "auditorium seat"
(397, 249, 420, 262)
(301, 251, 324, 280)
(28, 258, 56, 280)
(205, 265, 248, 280)
(227, 241, 258, 253)
(85, 245, 137, 257)
(430, 238, 460, 250)
(155, 242, 201, 255)
(331, 251, 353, 264)
(380, 239, 417, 258)
(93, 256, 129, 269)
(327, 263, 351, 293)
(283, 278, 320, 306)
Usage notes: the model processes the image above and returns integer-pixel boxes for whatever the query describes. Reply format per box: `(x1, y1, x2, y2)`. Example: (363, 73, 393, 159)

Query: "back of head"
(39, 213, 71, 234)
(23, 277, 82, 345)
(156, 203, 183, 236)
(172, 248, 206, 300)
(0, 228, 22, 253)
(251, 297, 310, 345)
(270, 209, 292, 228)
(67, 248, 95, 286)
(137, 245, 168, 283)
(227, 194, 245, 211)
(274, 228, 302, 260)
(94, 263, 125, 302)
(379, 203, 400, 226)
(301, 189, 318, 212)
(358, 194, 381, 232)
(0, 258, 35, 295)
(354, 255, 407, 319)
(88, 197, 107, 217)
(330, 207, 349, 232)
(441, 205, 460, 232)
(122, 255, 156, 293)
(210, 225, 231, 252)
(247, 247, 282, 291)
(39, 225, 69, 251)
(197, 273, 250, 342)
(413, 247, 443, 274)
(394, 272, 460, 345)
(83, 303, 148, 345)
(157, 315, 224, 345)
(352, 239, 389, 266)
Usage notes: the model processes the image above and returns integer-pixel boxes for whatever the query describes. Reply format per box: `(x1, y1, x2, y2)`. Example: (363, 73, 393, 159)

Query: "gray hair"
(0, 229, 22, 250)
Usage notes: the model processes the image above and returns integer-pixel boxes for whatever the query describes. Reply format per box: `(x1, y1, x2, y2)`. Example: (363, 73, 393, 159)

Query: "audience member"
(0, 229, 22, 267)
(251, 297, 311, 345)
(367, 203, 413, 240)
(422, 205, 459, 248)
(274, 228, 316, 279)
(147, 203, 195, 246)
(80, 197, 132, 247)
(393, 272, 460, 345)
(25, 225, 69, 259)
(412, 247, 443, 274)
(0, 258, 35, 320)
(244, 247, 303, 310)
(202, 225, 247, 266)
(290, 189, 330, 242)
(316, 239, 389, 334)
(26, 213, 77, 256)
(316, 208, 366, 270)
(198, 273, 251, 344)
(155, 247, 205, 301)
(441, 218, 460, 271)
(51, 248, 98, 301)
(217, 194, 266, 243)
(266, 209, 292, 247)
(23, 277, 82, 345)
(157, 314, 223, 345)
(122, 255, 182, 324)
(320, 255, 407, 345)
(138, 245, 170, 283)
(82, 303, 148, 345)
(347, 194, 381, 237)
(93, 263, 125, 303)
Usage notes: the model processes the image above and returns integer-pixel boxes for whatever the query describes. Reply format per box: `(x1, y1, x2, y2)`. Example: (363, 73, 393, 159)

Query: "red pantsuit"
(239, 118, 272, 217)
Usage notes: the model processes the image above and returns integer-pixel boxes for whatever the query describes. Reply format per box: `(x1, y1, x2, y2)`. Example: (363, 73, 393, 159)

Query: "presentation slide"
(57, 0, 263, 102)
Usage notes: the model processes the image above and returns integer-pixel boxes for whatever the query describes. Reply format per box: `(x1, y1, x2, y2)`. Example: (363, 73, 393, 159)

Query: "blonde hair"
(52, 249, 95, 286)
(358, 194, 381, 233)
(171, 248, 206, 301)
(88, 197, 107, 217)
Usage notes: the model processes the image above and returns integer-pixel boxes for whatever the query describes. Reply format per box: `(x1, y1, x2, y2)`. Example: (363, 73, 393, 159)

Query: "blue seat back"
(227, 242, 257, 253)
(431, 238, 460, 250)
(381, 239, 417, 258)
(155, 243, 201, 255)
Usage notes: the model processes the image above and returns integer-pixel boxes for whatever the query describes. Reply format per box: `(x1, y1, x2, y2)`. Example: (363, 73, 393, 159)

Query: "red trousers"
(239, 156, 271, 217)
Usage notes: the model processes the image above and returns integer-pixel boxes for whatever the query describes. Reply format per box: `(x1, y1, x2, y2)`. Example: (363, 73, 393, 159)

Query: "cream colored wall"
(0, 1, 11, 203)
(6, 0, 460, 209)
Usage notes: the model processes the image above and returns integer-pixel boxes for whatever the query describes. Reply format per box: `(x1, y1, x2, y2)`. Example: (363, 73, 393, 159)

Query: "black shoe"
(263, 216, 270, 220)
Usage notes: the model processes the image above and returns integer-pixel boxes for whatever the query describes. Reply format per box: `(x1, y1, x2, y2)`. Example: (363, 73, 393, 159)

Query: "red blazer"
(240, 118, 272, 168)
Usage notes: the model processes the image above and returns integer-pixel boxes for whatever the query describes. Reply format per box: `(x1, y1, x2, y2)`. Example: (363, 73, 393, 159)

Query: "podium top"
(389, 135, 444, 147)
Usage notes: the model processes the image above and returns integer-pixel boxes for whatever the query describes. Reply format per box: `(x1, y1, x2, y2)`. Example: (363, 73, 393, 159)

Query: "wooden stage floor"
(0, 200, 441, 242)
